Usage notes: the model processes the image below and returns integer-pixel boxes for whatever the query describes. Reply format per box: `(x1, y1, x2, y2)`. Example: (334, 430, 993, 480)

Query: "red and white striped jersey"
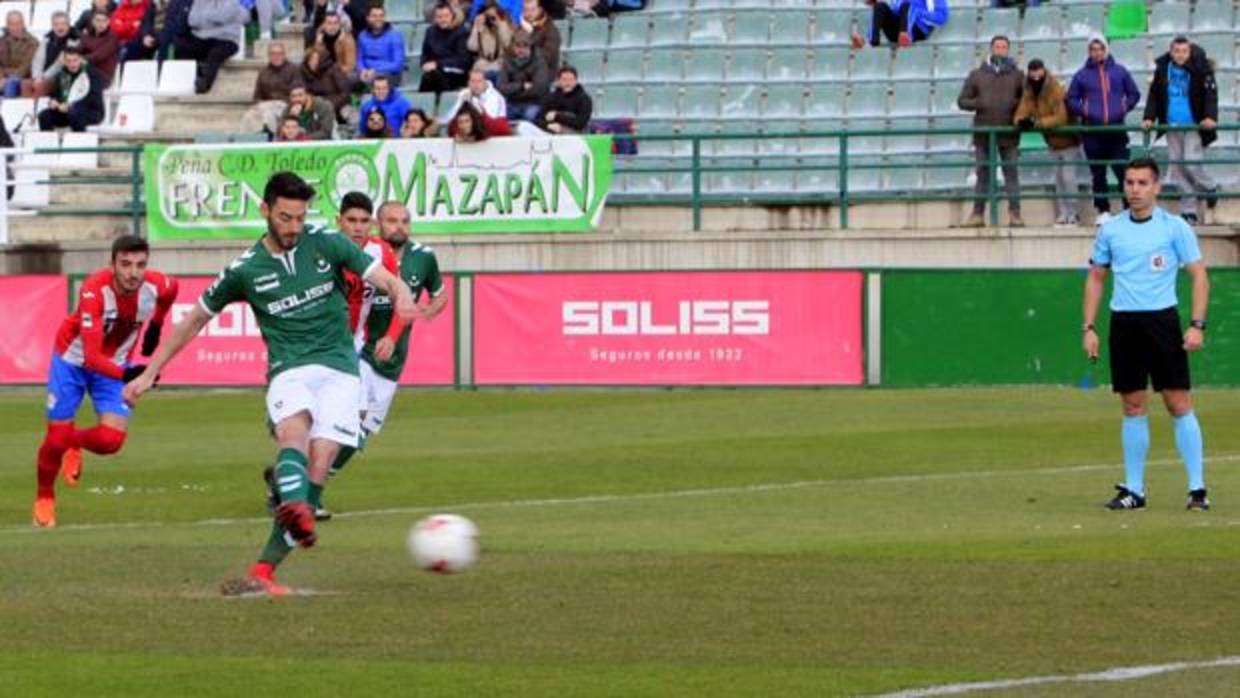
(345, 237, 399, 341)
(54, 268, 178, 379)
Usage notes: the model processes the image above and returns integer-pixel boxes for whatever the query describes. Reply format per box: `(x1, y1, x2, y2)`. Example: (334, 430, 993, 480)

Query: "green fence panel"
(881, 269, 1240, 388)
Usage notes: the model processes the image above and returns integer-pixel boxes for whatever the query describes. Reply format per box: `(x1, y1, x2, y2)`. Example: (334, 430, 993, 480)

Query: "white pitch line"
(6, 453, 1239, 536)
(872, 655, 1240, 697)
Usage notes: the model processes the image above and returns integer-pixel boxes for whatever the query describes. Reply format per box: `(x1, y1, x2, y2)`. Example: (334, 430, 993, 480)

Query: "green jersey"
(360, 242, 444, 382)
(199, 225, 379, 381)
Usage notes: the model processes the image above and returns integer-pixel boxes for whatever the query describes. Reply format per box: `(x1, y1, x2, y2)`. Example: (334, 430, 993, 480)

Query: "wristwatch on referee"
(1190, 319, 1207, 331)
(1083, 323, 1096, 333)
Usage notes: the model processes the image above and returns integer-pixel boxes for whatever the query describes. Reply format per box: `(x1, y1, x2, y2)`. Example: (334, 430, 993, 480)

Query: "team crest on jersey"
(316, 257, 331, 274)
(1150, 254, 1168, 271)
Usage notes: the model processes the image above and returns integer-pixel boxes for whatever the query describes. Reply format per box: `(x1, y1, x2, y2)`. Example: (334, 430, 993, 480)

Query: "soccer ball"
(408, 514, 479, 573)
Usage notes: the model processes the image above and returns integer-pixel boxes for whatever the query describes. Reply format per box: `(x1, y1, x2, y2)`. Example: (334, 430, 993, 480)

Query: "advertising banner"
(156, 276, 455, 386)
(144, 137, 613, 240)
(473, 271, 864, 385)
(0, 275, 67, 383)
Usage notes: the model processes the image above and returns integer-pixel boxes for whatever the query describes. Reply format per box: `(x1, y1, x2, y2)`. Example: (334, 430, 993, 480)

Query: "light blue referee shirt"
(1090, 207, 1203, 312)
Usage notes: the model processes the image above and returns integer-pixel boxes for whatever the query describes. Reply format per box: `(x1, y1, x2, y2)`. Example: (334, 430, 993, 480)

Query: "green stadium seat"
(682, 85, 722, 120)
(763, 85, 805, 119)
(806, 84, 847, 119)
(598, 85, 639, 119)
(812, 10, 854, 45)
(732, 0, 773, 9)
(936, 45, 979, 79)
(684, 48, 726, 82)
(409, 92, 437, 114)
(1196, 35, 1236, 69)
(639, 86, 678, 119)
(759, 120, 804, 156)
(1192, 1, 1235, 33)
(847, 83, 888, 117)
(922, 154, 972, 190)
(801, 121, 844, 156)
(768, 48, 809, 82)
(929, 81, 962, 115)
(890, 83, 931, 116)
(644, 49, 686, 82)
(1020, 40, 1064, 75)
(846, 158, 883, 192)
(1020, 6, 1061, 41)
(694, 0, 730, 10)
(563, 51, 604, 82)
(571, 19, 608, 50)
(648, 13, 688, 47)
(892, 45, 933, 80)
(386, 0, 419, 22)
(689, 14, 729, 43)
(754, 167, 796, 196)
(731, 11, 771, 46)
(978, 8, 1019, 42)
(812, 47, 851, 81)
(636, 120, 685, 157)
(720, 83, 760, 119)
(713, 121, 760, 157)
(796, 167, 839, 196)
(407, 24, 427, 56)
(1148, 3, 1190, 37)
(851, 49, 889, 80)
(770, 11, 811, 46)
(1105, 1, 1147, 41)
(926, 117, 971, 153)
(605, 49, 644, 84)
(887, 158, 925, 192)
(1063, 5, 1106, 39)
(1108, 38, 1148, 73)
(704, 170, 755, 197)
(932, 8, 977, 44)
(728, 49, 768, 82)
(610, 15, 648, 49)
(615, 171, 667, 196)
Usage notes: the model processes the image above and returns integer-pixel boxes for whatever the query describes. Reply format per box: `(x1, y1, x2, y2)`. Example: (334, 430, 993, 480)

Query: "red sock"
(36, 423, 75, 498)
(73, 425, 127, 455)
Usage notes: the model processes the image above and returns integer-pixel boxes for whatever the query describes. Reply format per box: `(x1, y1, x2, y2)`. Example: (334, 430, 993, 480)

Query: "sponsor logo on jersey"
(562, 300, 771, 336)
(266, 281, 335, 315)
(254, 272, 280, 292)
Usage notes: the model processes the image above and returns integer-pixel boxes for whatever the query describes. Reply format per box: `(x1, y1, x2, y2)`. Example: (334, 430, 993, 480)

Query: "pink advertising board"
(157, 276, 455, 386)
(473, 271, 864, 385)
(0, 275, 68, 383)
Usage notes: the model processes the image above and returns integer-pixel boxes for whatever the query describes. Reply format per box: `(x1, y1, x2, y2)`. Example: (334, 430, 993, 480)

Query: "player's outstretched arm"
(366, 266, 422, 323)
(122, 304, 212, 405)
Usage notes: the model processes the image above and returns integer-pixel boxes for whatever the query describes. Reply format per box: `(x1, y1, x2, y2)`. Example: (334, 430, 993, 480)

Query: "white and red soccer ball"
(408, 514, 479, 573)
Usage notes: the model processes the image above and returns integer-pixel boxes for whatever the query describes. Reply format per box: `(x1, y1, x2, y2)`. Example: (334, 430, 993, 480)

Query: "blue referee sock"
(1122, 415, 1150, 496)
(1174, 411, 1206, 491)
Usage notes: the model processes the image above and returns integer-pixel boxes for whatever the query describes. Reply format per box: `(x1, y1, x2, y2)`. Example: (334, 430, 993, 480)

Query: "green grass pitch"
(2, 387, 1239, 697)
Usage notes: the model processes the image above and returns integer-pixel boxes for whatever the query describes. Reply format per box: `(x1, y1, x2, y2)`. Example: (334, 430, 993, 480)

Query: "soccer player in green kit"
(320, 201, 448, 515)
(123, 173, 420, 595)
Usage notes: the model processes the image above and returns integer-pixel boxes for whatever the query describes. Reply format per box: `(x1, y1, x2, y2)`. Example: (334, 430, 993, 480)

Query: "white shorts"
(266, 364, 362, 448)
(359, 360, 399, 435)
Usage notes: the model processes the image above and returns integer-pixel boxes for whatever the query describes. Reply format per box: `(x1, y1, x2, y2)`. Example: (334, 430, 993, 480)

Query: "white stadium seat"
(0, 97, 35, 137)
(30, 1, 64, 34)
(12, 167, 49, 207)
(156, 60, 197, 97)
(19, 131, 58, 169)
(91, 94, 155, 134)
(0, 2, 29, 24)
(59, 132, 99, 170)
(117, 60, 159, 95)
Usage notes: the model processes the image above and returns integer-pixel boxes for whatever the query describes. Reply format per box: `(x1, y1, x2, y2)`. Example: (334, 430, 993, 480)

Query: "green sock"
(258, 521, 294, 565)
(308, 481, 324, 509)
(273, 448, 309, 503)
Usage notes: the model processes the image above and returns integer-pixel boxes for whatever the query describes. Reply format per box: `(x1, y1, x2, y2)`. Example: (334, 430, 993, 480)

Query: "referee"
(1083, 156, 1210, 511)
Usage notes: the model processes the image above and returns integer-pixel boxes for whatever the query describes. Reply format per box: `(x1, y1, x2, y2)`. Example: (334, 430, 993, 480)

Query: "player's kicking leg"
(318, 360, 397, 520)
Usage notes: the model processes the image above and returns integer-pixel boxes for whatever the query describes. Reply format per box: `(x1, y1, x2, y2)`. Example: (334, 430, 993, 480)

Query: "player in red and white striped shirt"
(34, 235, 178, 527)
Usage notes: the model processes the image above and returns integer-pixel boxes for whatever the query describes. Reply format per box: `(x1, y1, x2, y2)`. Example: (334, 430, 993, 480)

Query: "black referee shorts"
(1108, 307, 1191, 394)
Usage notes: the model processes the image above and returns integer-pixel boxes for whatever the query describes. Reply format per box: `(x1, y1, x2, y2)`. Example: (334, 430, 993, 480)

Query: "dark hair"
(111, 234, 149, 261)
(990, 34, 1010, 47)
(62, 45, 82, 56)
(263, 172, 316, 207)
(340, 191, 374, 216)
(1126, 156, 1160, 179)
(451, 102, 488, 142)
(373, 73, 391, 87)
(363, 106, 390, 138)
(558, 65, 578, 78)
(1172, 35, 1191, 46)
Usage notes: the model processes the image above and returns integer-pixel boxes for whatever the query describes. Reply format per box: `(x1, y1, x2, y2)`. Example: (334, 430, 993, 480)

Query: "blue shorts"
(46, 354, 131, 421)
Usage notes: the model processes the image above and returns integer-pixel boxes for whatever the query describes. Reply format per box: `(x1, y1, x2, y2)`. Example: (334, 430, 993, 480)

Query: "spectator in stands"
(110, 0, 151, 56)
(284, 82, 337, 140)
(340, 0, 371, 39)
(539, 65, 591, 134)
(851, 0, 948, 50)
(31, 12, 79, 88)
(75, 0, 116, 34)
(468, 0, 515, 79)
(1067, 34, 1141, 225)
(81, 11, 122, 88)
(498, 32, 549, 123)
(958, 35, 1024, 227)
(241, 42, 300, 136)
(449, 102, 489, 143)
(420, 2, 472, 93)
(37, 47, 105, 132)
(358, 4, 406, 86)
(177, 0, 249, 94)
(242, 0, 281, 41)
(1142, 36, 1220, 225)
(358, 74, 412, 136)
(301, 45, 356, 125)
(313, 12, 357, 75)
(446, 68, 508, 125)
(521, 0, 560, 71)
(152, 0, 192, 62)
(1015, 58, 1082, 227)
(119, 0, 161, 62)
(361, 104, 393, 138)
(424, 0, 469, 26)
(401, 108, 440, 138)
(277, 114, 310, 141)
(470, 0, 522, 24)
(0, 10, 39, 98)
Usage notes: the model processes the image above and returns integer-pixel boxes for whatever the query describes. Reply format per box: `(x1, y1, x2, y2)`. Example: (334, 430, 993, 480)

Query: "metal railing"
(11, 123, 1239, 238)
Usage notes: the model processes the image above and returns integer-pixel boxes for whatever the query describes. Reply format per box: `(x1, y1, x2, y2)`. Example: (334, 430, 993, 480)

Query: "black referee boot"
(1186, 488, 1210, 511)
(1105, 485, 1146, 510)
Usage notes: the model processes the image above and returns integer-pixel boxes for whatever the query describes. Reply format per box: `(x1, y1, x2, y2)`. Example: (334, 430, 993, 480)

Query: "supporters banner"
(473, 271, 864, 385)
(0, 275, 67, 383)
(143, 137, 614, 240)
(155, 276, 455, 386)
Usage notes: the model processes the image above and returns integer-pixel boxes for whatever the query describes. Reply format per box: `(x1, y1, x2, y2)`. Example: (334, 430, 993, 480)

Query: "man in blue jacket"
(1067, 34, 1142, 226)
(357, 4, 405, 86)
(852, 0, 949, 49)
(419, 2, 472, 93)
(357, 74, 411, 136)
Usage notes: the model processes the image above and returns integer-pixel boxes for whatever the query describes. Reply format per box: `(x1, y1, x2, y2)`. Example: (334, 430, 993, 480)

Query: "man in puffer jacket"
(957, 35, 1024, 227)
(37, 47, 105, 132)
(175, 0, 248, 94)
(357, 4, 406, 86)
(1067, 34, 1141, 225)
(1014, 59, 1083, 227)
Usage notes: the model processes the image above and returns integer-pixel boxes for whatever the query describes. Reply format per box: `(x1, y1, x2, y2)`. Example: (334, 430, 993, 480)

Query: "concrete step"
(48, 180, 134, 207)
(213, 63, 264, 101)
(8, 212, 137, 243)
(155, 98, 251, 133)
